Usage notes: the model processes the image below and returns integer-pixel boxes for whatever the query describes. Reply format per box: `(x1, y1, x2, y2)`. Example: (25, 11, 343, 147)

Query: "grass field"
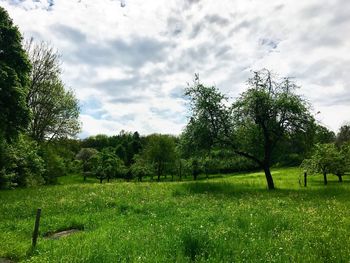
(1, 168, 350, 262)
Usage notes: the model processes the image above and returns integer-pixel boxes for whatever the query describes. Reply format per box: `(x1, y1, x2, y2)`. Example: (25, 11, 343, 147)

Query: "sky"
(1, 0, 350, 137)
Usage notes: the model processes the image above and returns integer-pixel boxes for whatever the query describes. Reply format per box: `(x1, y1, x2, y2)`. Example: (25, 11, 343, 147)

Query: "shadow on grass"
(174, 180, 350, 201)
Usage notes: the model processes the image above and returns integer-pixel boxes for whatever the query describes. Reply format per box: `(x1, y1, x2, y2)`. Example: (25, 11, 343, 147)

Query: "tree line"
(1, 6, 349, 189)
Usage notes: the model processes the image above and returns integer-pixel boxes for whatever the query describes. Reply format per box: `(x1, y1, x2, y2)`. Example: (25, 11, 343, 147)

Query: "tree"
(0, 7, 31, 142)
(76, 148, 99, 181)
(40, 144, 66, 184)
(183, 70, 315, 189)
(91, 149, 125, 183)
(191, 158, 201, 180)
(301, 143, 344, 184)
(336, 124, 350, 146)
(143, 134, 176, 181)
(1, 135, 45, 188)
(130, 154, 153, 181)
(26, 40, 80, 141)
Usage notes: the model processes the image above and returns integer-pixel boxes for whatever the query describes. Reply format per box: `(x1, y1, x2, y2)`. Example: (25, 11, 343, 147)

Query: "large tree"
(183, 70, 315, 189)
(0, 7, 31, 141)
(26, 40, 80, 141)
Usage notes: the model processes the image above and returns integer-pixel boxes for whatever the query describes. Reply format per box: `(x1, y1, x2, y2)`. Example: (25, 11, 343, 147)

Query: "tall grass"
(0, 168, 349, 262)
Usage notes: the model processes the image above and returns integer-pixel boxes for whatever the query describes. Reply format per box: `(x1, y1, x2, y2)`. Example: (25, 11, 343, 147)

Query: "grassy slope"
(0, 168, 349, 262)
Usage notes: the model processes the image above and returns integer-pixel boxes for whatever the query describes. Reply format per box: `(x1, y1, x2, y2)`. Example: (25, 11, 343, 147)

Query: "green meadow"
(1, 168, 349, 263)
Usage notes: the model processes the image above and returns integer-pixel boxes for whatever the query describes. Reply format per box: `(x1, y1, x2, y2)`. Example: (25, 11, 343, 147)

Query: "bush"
(40, 145, 67, 184)
(1, 135, 45, 188)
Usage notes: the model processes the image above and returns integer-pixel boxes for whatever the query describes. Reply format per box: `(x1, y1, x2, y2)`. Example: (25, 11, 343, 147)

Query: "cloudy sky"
(2, 0, 350, 137)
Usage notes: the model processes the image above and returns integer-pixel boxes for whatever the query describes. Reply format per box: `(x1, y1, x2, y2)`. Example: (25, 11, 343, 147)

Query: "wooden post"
(304, 171, 307, 187)
(32, 208, 41, 247)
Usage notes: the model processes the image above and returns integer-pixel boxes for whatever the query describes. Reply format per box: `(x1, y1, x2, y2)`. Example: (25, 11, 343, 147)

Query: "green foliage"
(82, 131, 143, 166)
(273, 124, 334, 166)
(26, 40, 80, 141)
(336, 124, 350, 146)
(130, 154, 154, 181)
(191, 158, 201, 180)
(183, 70, 315, 189)
(39, 144, 67, 185)
(0, 6, 31, 142)
(90, 149, 126, 183)
(301, 143, 347, 184)
(143, 134, 177, 180)
(174, 158, 192, 180)
(0, 134, 44, 188)
(76, 148, 99, 173)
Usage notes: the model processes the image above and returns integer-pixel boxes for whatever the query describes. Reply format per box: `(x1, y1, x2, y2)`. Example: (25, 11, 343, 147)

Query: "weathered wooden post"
(304, 171, 307, 187)
(32, 208, 41, 247)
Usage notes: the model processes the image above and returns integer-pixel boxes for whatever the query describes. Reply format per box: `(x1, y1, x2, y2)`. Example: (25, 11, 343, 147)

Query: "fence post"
(32, 208, 41, 247)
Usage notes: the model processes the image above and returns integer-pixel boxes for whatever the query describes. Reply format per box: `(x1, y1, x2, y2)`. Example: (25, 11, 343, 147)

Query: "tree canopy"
(143, 134, 177, 181)
(0, 7, 31, 141)
(183, 70, 315, 189)
(26, 40, 80, 141)
(301, 143, 346, 184)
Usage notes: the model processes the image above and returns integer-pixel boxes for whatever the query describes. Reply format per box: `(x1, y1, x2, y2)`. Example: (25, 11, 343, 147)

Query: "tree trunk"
(338, 174, 343, 182)
(263, 165, 275, 190)
(100, 177, 103, 184)
(323, 172, 328, 185)
(107, 177, 110, 183)
(157, 162, 161, 181)
(304, 172, 307, 187)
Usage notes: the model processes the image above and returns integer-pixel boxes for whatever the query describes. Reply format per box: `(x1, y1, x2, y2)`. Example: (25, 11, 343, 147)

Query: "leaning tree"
(183, 70, 315, 190)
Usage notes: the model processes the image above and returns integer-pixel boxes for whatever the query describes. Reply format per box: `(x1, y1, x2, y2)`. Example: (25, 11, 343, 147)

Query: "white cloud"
(2, 0, 350, 137)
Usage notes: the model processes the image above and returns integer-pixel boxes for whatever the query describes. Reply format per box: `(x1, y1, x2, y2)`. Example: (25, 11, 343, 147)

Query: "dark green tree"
(0, 7, 31, 141)
(336, 124, 350, 146)
(183, 70, 315, 189)
(76, 148, 99, 180)
(191, 158, 201, 180)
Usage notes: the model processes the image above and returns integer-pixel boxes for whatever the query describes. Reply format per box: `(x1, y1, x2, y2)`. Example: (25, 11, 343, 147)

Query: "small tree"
(301, 143, 344, 185)
(76, 148, 98, 181)
(90, 149, 125, 183)
(130, 154, 153, 182)
(143, 134, 176, 181)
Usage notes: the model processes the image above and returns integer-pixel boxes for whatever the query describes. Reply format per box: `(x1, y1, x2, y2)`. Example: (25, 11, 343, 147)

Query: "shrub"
(1, 135, 45, 188)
